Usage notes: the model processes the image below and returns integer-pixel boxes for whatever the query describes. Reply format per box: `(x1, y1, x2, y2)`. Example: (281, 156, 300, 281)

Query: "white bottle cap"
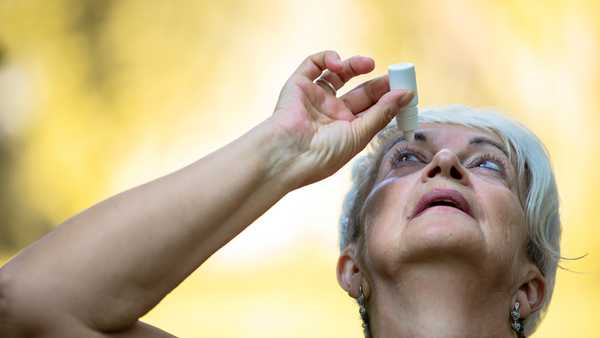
(388, 63, 419, 140)
(388, 63, 418, 106)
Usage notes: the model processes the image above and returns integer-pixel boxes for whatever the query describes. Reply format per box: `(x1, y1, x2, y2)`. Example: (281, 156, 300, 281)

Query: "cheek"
(361, 179, 417, 277)
(475, 178, 527, 261)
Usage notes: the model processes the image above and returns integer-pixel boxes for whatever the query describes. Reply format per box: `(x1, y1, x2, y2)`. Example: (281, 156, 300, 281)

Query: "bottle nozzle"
(394, 105, 418, 141)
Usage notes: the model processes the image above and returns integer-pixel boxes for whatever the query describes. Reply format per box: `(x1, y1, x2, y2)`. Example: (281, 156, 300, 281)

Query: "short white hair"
(339, 105, 561, 335)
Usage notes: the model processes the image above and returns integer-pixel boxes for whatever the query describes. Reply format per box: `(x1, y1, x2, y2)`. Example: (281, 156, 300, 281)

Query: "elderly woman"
(0, 51, 560, 338)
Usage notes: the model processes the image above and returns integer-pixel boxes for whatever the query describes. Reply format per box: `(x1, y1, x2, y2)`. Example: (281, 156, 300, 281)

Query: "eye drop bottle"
(388, 63, 418, 142)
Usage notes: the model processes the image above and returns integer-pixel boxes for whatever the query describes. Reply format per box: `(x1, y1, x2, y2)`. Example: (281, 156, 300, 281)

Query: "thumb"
(351, 90, 413, 147)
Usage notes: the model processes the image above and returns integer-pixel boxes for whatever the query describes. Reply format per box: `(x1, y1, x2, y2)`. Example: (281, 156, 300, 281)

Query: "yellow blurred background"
(1, 0, 599, 337)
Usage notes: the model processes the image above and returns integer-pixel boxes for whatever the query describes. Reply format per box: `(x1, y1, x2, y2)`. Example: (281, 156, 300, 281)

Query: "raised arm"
(0, 51, 412, 337)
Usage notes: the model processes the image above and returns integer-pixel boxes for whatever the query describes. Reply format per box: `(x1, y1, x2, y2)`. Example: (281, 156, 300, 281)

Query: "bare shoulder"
(0, 318, 176, 338)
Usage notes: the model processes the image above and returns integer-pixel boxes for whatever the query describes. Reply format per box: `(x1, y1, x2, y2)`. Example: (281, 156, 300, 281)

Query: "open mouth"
(411, 188, 472, 219)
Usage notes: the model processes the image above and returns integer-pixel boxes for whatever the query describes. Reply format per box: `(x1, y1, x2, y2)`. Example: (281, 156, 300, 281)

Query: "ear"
(336, 244, 366, 299)
(514, 263, 546, 318)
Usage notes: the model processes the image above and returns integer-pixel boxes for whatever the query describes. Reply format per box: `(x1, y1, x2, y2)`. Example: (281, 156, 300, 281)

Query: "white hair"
(339, 105, 561, 335)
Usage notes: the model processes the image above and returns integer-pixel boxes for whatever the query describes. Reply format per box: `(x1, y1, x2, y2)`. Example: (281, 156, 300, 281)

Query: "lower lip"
(413, 206, 470, 219)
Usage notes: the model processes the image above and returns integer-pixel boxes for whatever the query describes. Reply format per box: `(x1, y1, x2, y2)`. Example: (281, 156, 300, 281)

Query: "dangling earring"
(357, 285, 371, 338)
(510, 302, 526, 338)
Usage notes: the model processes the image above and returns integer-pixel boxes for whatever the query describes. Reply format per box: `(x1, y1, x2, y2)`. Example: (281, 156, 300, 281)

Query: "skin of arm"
(0, 50, 412, 337)
(1, 117, 293, 336)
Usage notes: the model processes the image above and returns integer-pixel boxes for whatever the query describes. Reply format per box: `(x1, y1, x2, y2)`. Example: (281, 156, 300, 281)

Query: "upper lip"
(411, 188, 473, 219)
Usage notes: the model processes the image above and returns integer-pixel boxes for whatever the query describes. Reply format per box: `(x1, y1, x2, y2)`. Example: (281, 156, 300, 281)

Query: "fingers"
(340, 75, 390, 114)
(292, 51, 375, 91)
(317, 56, 376, 91)
(351, 90, 414, 147)
(315, 78, 337, 96)
(293, 50, 342, 81)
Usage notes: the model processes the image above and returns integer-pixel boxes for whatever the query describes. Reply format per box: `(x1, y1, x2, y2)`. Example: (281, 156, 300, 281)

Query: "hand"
(267, 50, 413, 190)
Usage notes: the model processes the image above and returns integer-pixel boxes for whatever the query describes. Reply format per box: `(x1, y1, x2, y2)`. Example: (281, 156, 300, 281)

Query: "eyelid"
(467, 153, 508, 176)
(389, 144, 425, 155)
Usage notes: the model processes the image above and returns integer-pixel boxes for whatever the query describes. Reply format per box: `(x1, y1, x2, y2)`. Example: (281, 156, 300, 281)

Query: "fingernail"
(334, 52, 342, 63)
(359, 55, 374, 65)
(389, 90, 409, 101)
(399, 91, 414, 103)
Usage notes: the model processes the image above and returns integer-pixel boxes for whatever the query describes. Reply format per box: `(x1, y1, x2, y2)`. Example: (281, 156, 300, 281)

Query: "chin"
(399, 211, 485, 264)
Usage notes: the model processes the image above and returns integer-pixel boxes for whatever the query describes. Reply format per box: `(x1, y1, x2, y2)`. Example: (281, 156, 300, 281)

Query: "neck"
(367, 263, 515, 338)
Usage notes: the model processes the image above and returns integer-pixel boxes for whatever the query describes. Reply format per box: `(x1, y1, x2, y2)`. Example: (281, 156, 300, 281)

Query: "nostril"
(450, 166, 462, 179)
(428, 166, 441, 178)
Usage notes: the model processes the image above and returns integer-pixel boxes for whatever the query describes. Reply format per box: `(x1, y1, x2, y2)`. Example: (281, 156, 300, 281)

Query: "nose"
(421, 149, 471, 186)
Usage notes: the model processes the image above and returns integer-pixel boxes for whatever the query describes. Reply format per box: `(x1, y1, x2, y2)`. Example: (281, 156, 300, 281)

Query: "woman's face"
(360, 123, 529, 285)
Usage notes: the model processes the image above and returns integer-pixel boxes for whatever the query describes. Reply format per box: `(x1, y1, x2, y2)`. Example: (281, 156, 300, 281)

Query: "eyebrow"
(383, 132, 508, 158)
(383, 131, 427, 153)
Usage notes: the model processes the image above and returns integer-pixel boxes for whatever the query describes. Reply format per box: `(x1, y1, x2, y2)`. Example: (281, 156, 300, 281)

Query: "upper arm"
(69, 321, 178, 338)
(105, 321, 177, 338)
(1, 317, 176, 338)
(1, 267, 174, 338)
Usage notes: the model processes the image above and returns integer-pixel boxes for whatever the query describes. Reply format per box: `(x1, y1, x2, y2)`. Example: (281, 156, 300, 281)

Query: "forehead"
(416, 123, 501, 143)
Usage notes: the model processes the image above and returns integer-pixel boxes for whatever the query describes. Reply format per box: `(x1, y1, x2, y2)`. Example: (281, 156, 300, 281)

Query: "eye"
(478, 160, 502, 171)
(390, 148, 424, 168)
(398, 152, 419, 163)
(470, 154, 505, 174)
